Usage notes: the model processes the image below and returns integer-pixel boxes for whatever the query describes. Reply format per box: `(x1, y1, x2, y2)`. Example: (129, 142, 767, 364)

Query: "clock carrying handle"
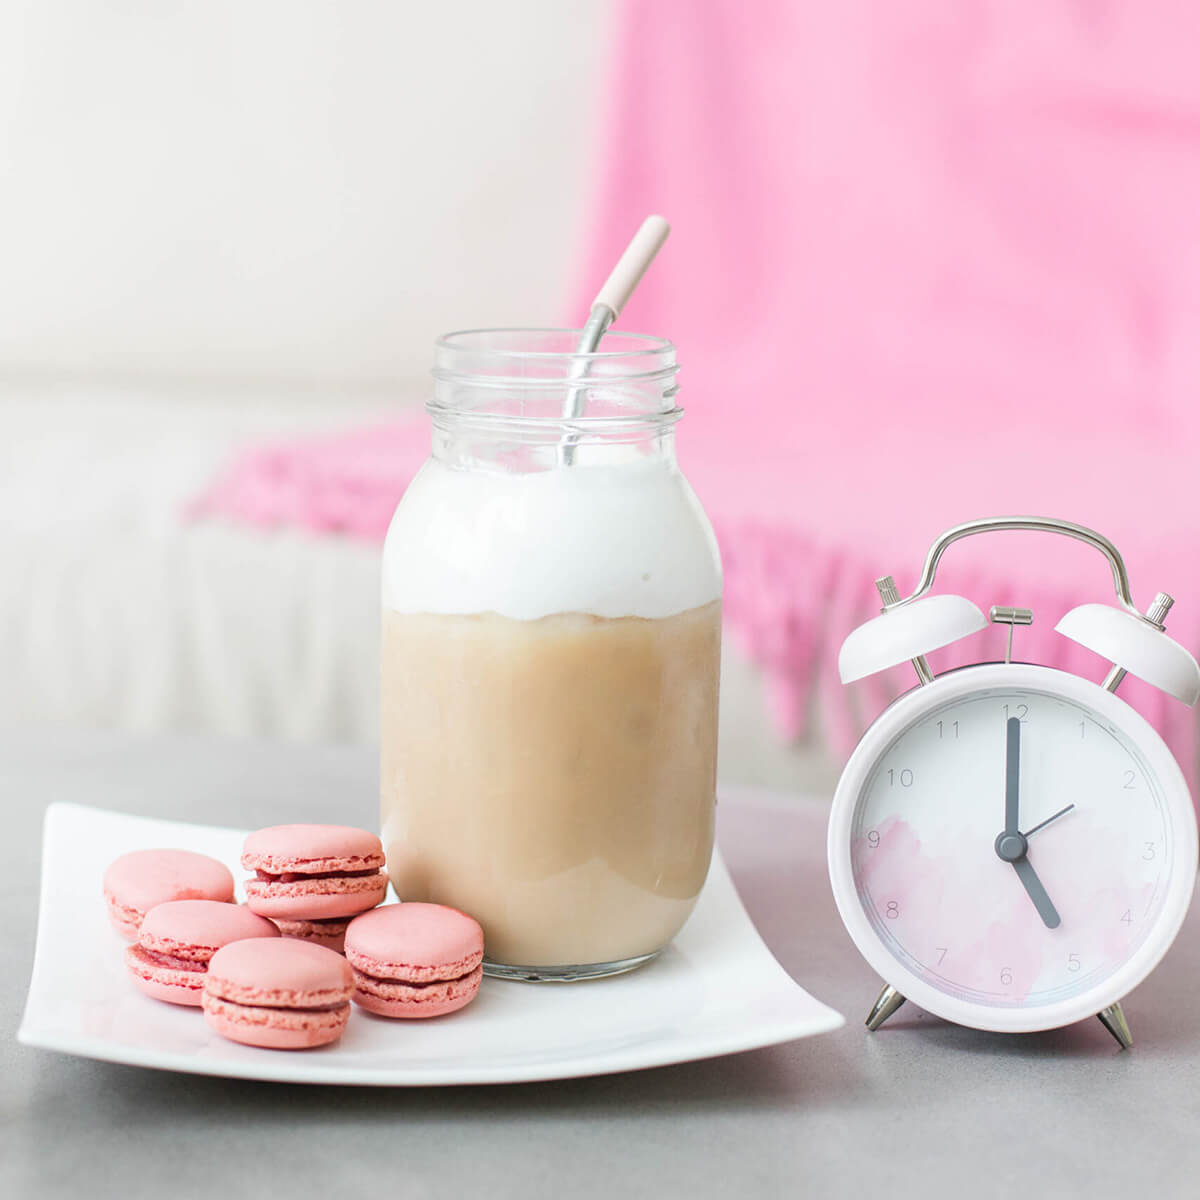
(891, 517, 1143, 619)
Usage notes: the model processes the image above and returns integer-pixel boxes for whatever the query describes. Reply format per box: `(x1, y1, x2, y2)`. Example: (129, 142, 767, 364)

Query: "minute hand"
(1004, 716, 1021, 834)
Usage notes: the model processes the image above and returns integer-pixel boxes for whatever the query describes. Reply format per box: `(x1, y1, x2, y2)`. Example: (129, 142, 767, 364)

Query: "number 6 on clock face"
(827, 663, 1197, 1034)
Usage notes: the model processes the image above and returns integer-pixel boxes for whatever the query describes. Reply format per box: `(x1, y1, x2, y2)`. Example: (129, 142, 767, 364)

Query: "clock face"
(848, 679, 1182, 1012)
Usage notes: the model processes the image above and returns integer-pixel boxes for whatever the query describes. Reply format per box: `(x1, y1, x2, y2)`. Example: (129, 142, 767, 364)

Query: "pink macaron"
(242, 824, 388, 921)
(202, 937, 354, 1049)
(272, 917, 350, 954)
(103, 849, 236, 941)
(125, 900, 279, 1006)
(345, 903, 484, 1019)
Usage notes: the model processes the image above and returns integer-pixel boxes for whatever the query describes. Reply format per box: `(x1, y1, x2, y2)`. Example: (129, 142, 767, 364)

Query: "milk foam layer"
(381, 459, 721, 620)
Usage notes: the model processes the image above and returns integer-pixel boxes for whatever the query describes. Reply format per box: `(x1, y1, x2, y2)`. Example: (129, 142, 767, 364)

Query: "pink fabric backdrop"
(595, 0, 1200, 440)
(192, 0, 1200, 786)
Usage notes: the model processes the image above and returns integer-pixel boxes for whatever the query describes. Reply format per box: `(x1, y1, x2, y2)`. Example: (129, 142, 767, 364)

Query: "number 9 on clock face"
(827, 664, 1197, 1033)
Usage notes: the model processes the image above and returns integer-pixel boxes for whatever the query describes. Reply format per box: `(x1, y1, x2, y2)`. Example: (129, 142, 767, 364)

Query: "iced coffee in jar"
(380, 329, 721, 980)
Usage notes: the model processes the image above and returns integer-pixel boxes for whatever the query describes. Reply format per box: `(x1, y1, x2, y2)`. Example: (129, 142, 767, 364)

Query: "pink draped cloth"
(192, 1, 1200, 787)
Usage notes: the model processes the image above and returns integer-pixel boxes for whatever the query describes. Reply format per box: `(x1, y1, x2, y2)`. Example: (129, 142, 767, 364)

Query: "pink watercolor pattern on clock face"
(853, 816, 1157, 1005)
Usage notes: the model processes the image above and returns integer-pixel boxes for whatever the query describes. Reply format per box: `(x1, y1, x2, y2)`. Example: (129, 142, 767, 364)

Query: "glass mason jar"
(380, 329, 722, 980)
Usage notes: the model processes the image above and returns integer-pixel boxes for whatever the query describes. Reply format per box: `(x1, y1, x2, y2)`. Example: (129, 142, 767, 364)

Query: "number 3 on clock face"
(827, 663, 1197, 1034)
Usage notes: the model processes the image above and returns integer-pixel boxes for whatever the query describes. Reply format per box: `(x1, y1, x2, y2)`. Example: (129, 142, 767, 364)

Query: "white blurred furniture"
(0, 0, 608, 736)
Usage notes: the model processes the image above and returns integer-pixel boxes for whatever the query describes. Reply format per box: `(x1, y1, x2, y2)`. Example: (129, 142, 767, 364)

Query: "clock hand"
(1022, 803, 1075, 839)
(1004, 716, 1021, 835)
(994, 743, 1066, 926)
(1010, 855, 1062, 929)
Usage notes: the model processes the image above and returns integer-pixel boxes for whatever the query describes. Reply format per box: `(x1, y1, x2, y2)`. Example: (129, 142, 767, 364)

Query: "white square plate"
(18, 803, 843, 1085)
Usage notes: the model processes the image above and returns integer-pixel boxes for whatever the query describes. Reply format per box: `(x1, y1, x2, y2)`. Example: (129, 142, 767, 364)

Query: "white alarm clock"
(827, 517, 1200, 1048)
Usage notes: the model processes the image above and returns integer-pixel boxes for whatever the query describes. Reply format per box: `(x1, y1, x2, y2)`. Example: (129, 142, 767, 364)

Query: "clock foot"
(1097, 1002, 1133, 1050)
(865, 984, 906, 1031)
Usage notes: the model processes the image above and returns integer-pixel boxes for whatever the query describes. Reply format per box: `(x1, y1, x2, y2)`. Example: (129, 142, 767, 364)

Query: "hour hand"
(1011, 855, 1061, 930)
(1004, 716, 1021, 834)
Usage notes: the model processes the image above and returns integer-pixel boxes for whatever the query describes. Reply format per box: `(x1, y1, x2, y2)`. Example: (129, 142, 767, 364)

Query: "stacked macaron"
(103, 849, 235, 940)
(242, 824, 389, 952)
(125, 900, 279, 1005)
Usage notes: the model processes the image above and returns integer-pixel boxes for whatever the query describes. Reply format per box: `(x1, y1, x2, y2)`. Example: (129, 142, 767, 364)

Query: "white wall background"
(0, 0, 610, 389)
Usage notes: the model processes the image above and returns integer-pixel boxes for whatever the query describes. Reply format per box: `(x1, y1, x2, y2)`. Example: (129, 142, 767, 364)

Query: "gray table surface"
(4, 731, 1199, 1199)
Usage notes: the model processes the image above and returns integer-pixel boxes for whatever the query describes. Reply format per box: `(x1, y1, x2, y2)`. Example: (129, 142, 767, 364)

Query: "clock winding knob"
(875, 576, 901, 608)
(1056, 593, 1200, 705)
(1145, 592, 1174, 630)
